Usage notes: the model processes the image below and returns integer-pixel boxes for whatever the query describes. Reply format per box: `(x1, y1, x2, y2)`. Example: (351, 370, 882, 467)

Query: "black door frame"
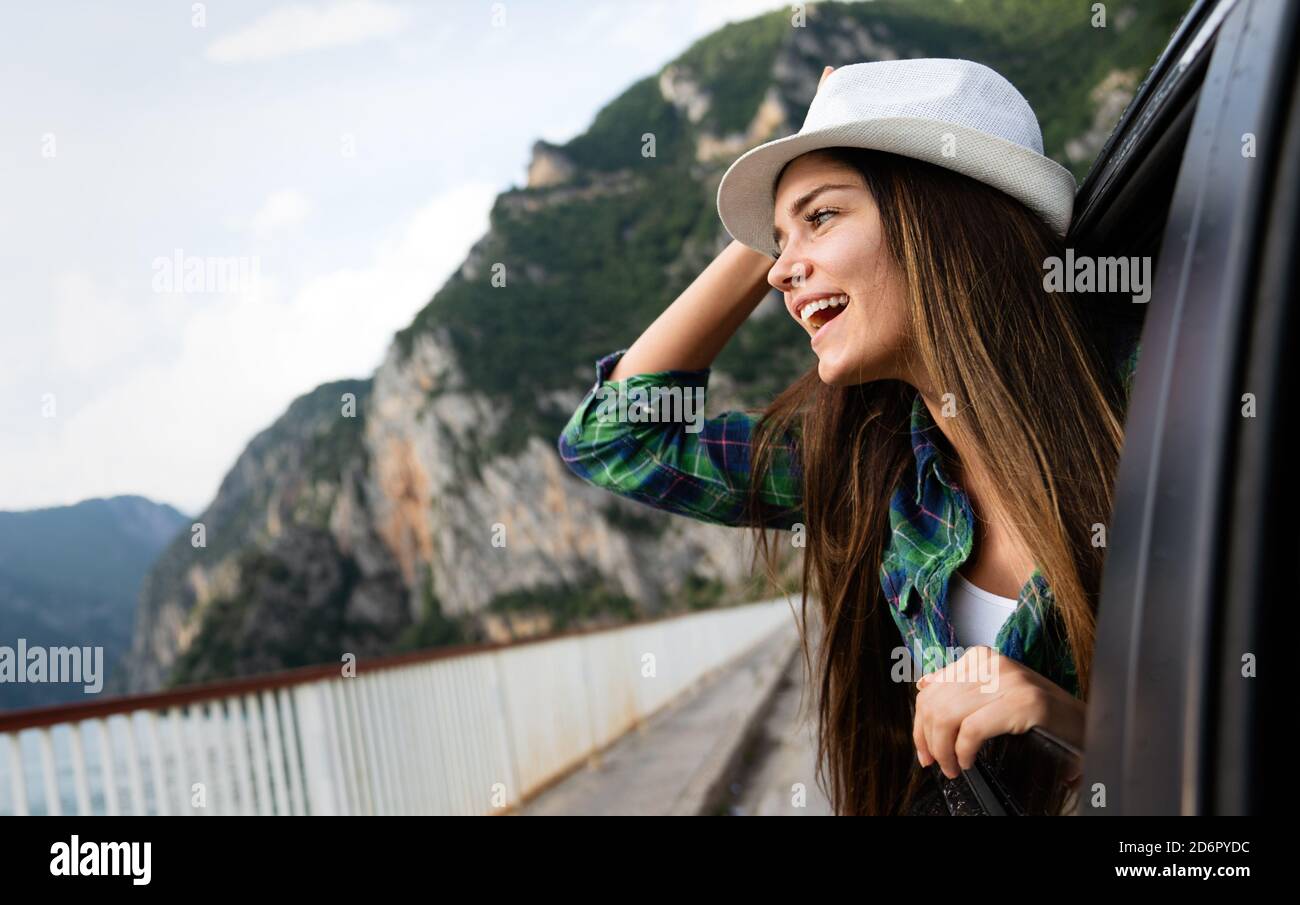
(1082, 0, 1298, 815)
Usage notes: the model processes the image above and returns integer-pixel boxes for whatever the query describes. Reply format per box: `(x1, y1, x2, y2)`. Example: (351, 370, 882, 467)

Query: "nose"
(767, 244, 811, 295)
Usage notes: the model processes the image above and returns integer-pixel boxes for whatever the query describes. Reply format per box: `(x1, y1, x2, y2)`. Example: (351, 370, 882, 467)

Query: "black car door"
(1082, 0, 1297, 816)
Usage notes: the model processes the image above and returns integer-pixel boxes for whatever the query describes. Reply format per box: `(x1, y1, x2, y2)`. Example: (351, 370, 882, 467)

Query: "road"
(515, 617, 833, 816)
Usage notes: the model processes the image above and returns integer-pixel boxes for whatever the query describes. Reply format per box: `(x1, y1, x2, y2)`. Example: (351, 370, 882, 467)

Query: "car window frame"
(1081, 0, 1299, 815)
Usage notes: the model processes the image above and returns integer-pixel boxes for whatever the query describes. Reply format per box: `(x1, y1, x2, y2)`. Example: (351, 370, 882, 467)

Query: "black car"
(962, 0, 1291, 817)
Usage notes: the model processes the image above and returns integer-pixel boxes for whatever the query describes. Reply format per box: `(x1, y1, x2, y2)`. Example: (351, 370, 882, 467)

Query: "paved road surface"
(516, 623, 804, 815)
(516, 617, 833, 816)
(718, 641, 834, 816)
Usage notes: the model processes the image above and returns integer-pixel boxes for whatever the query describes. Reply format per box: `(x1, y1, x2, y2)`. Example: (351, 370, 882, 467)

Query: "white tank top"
(947, 572, 1019, 647)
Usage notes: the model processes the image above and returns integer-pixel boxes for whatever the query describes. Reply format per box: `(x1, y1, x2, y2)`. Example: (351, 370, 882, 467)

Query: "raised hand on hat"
(818, 65, 835, 93)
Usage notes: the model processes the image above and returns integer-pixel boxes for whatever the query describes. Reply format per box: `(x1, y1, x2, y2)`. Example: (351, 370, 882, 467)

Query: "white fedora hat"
(716, 58, 1077, 258)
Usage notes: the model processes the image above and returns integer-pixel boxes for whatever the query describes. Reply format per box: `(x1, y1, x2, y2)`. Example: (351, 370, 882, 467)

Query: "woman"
(557, 60, 1142, 815)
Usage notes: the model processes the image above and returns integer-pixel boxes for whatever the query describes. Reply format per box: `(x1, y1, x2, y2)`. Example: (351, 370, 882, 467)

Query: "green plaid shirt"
(557, 340, 1142, 699)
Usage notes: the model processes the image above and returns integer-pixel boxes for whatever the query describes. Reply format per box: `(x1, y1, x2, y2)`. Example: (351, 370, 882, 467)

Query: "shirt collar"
(905, 388, 1054, 598)
(908, 390, 961, 505)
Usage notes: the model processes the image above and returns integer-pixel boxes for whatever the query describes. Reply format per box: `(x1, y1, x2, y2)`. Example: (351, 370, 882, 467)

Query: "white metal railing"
(0, 599, 793, 815)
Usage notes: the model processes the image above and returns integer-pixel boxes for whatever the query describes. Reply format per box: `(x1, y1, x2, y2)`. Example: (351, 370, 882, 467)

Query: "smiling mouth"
(799, 294, 850, 331)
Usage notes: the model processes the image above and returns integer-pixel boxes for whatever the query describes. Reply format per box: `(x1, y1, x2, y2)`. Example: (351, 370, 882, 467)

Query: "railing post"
(69, 722, 92, 815)
(166, 707, 191, 815)
(292, 682, 339, 816)
(489, 651, 521, 812)
(143, 712, 171, 816)
(226, 696, 255, 815)
(325, 680, 360, 815)
(396, 669, 431, 814)
(374, 671, 408, 815)
(358, 676, 388, 815)
(6, 732, 29, 816)
(94, 719, 119, 816)
(244, 693, 273, 816)
(260, 690, 290, 816)
(277, 688, 307, 817)
(37, 728, 60, 816)
(340, 678, 374, 815)
(416, 666, 450, 815)
(121, 717, 147, 815)
(205, 700, 232, 816)
(185, 703, 210, 815)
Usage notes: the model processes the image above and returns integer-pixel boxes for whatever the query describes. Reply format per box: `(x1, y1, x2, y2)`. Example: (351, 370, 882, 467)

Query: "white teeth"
(799, 294, 849, 323)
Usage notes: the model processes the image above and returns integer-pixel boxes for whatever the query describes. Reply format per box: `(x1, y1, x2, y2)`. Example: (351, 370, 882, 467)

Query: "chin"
(816, 351, 882, 387)
(816, 356, 855, 386)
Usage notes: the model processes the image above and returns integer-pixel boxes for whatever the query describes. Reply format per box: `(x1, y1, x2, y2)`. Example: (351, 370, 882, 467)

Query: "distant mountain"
(0, 495, 188, 711)
(124, 0, 1191, 693)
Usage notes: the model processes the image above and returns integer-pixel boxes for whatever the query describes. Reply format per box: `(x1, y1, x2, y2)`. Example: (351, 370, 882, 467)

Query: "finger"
(915, 651, 980, 773)
(922, 697, 964, 779)
(952, 700, 1008, 772)
(818, 65, 834, 90)
(912, 698, 933, 767)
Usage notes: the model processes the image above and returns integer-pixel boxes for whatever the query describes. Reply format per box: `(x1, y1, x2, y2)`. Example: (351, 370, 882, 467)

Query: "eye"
(804, 206, 837, 228)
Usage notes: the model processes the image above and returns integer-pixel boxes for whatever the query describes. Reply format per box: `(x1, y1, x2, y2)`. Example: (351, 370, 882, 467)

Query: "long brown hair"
(745, 147, 1129, 815)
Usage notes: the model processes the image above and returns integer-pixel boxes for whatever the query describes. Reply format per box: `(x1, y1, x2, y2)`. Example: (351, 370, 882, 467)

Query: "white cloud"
(49, 273, 186, 377)
(250, 189, 313, 239)
(2, 182, 498, 514)
(205, 0, 411, 64)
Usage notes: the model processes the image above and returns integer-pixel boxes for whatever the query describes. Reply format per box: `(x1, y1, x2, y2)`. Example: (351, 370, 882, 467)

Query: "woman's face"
(767, 151, 912, 387)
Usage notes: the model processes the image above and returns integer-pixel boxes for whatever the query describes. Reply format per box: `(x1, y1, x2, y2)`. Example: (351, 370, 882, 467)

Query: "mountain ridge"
(0, 495, 188, 710)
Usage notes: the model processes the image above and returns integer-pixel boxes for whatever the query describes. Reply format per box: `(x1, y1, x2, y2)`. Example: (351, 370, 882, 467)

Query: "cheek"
(859, 289, 909, 348)
(847, 260, 907, 345)
(841, 303, 905, 372)
(821, 271, 909, 384)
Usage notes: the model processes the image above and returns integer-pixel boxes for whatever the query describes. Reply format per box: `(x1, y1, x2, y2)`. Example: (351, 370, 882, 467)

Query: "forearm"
(608, 239, 774, 381)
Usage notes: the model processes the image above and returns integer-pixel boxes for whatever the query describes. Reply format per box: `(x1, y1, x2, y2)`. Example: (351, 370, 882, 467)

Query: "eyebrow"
(772, 182, 859, 249)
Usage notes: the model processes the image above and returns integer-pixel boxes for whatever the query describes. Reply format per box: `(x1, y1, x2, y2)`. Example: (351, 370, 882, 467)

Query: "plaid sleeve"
(556, 348, 804, 530)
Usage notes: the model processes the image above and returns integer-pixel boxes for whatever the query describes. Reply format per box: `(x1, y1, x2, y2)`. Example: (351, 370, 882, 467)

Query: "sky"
(0, 0, 787, 515)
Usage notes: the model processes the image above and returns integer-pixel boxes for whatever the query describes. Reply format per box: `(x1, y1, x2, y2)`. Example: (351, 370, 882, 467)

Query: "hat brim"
(716, 117, 1077, 258)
